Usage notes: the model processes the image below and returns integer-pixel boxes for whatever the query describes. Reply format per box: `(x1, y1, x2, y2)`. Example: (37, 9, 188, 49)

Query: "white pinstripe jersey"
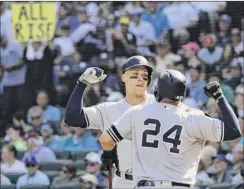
(83, 93, 156, 172)
(107, 102, 224, 185)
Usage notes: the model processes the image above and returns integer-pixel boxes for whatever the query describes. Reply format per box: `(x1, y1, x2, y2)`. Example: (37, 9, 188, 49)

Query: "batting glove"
(79, 67, 107, 85)
(204, 81, 223, 100)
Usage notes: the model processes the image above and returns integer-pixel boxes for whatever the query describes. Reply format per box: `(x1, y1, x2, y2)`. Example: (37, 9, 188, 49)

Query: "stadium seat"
(72, 150, 99, 161)
(54, 150, 71, 159)
(4, 173, 24, 184)
(0, 184, 16, 189)
(16, 151, 26, 160)
(44, 170, 60, 182)
(40, 159, 73, 171)
(75, 160, 86, 170)
(55, 183, 80, 189)
(206, 183, 233, 189)
(20, 185, 49, 189)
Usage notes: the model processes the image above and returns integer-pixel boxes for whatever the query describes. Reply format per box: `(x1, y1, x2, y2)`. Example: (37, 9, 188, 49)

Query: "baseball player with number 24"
(100, 70, 241, 188)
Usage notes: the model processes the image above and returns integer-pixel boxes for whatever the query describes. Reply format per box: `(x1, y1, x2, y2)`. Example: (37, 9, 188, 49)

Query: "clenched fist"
(204, 81, 223, 100)
(79, 67, 107, 84)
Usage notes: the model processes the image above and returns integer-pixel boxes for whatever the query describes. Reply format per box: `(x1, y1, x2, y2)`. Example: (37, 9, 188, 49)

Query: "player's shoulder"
(186, 108, 205, 116)
(145, 93, 156, 104)
(96, 99, 124, 110)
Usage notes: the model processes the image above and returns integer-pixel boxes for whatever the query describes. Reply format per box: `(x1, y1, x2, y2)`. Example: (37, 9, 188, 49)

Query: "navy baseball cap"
(24, 155, 38, 166)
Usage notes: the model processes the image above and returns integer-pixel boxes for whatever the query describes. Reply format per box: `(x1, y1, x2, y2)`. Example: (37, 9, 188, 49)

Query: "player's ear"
(122, 73, 126, 83)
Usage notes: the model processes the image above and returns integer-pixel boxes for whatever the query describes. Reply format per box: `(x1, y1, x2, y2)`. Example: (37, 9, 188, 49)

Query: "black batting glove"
(101, 146, 118, 171)
(204, 81, 223, 100)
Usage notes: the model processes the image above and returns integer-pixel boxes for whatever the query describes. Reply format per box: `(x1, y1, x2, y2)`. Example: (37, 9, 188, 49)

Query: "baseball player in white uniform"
(64, 56, 156, 188)
(100, 69, 241, 188)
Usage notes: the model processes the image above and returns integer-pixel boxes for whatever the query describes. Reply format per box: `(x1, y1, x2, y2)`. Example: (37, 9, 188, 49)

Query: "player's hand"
(101, 146, 118, 171)
(79, 67, 107, 85)
(204, 81, 223, 100)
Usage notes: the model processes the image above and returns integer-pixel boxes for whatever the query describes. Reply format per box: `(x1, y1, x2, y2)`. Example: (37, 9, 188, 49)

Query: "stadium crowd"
(0, 1, 243, 189)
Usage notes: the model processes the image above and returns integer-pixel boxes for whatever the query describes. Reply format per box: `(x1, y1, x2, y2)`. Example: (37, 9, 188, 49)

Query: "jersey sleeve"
(83, 103, 106, 131)
(106, 108, 133, 143)
(188, 111, 224, 142)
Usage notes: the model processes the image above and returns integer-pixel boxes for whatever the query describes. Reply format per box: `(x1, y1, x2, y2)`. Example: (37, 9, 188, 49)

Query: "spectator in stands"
(105, 14, 116, 52)
(61, 121, 73, 139)
(62, 128, 100, 151)
(173, 61, 191, 85)
(207, 72, 234, 104)
(70, 9, 96, 44)
(23, 131, 56, 163)
(231, 144, 244, 171)
(129, 12, 156, 56)
(124, 2, 144, 15)
(6, 125, 27, 151)
(112, 16, 137, 58)
(216, 14, 232, 47)
(187, 65, 207, 106)
(35, 90, 61, 122)
(200, 145, 217, 170)
(198, 34, 223, 73)
(196, 160, 214, 185)
(1, 144, 27, 174)
(70, 9, 101, 61)
(230, 28, 244, 56)
(1, 32, 26, 130)
(0, 173, 11, 185)
(79, 173, 98, 189)
(163, 2, 199, 41)
(182, 42, 201, 67)
(27, 106, 44, 133)
(23, 42, 56, 112)
(224, 60, 242, 90)
(16, 155, 50, 189)
(12, 111, 32, 134)
(0, 2, 13, 42)
(206, 154, 232, 183)
(234, 84, 244, 118)
(85, 152, 104, 184)
(53, 24, 78, 65)
(50, 162, 79, 189)
(154, 41, 182, 75)
(40, 124, 62, 151)
(141, 2, 169, 39)
(56, 2, 80, 34)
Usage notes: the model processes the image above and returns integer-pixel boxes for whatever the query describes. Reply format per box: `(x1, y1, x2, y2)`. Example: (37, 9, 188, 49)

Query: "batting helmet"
(121, 56, 153, 84)
(154, 69, 186, 102)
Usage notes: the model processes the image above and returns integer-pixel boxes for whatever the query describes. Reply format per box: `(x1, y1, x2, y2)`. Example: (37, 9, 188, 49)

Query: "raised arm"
(204, 81, 241, 141)
(64, 67, 107, 128)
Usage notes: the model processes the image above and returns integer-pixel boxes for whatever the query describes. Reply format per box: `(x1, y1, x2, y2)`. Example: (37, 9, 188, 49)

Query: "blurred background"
(0, 1, 243, 189)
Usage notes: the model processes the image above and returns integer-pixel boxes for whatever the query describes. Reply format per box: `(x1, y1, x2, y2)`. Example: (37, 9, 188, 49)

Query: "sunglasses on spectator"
(31, 115, 41, 120)
(26, 163, 37, 167)
(86, 162, 96, 166)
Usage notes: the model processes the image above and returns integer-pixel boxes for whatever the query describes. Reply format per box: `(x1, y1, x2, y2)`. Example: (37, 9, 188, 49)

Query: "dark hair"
(8, 125, 24, 136)
(3, 144, 17, 158)
(37, 89, 50, 99)
(188, 65, 202, 73)
(13, 111, 27, 123)
(64, 162, 76, 176)
(206, 72, 223, 82)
